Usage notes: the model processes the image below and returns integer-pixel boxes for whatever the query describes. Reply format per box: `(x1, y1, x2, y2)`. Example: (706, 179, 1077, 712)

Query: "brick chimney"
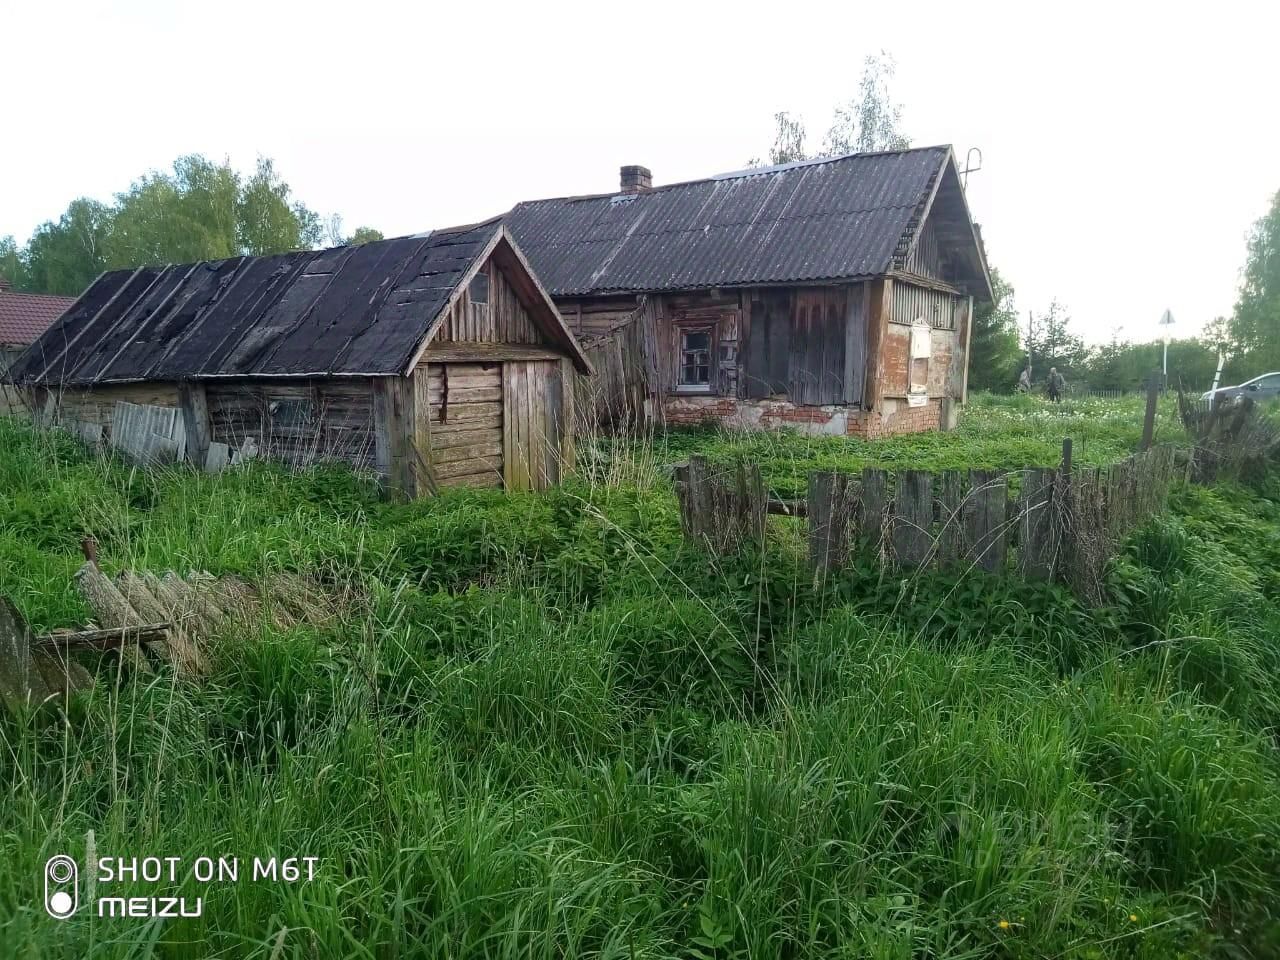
(620, 165, 652, 194)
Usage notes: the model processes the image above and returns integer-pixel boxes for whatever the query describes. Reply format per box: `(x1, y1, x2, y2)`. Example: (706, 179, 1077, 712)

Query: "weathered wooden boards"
(673, 455, 767, 555)
(679, 444, 1183, 604)
(574, 298, 660, 431)
(0, 563, 362, 710)
(425, 362, 505, 488)
(0, 598, 95, 710)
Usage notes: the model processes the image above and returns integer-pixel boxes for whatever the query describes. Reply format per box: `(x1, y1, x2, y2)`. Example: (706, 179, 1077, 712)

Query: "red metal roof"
(0, 290, 76, 347)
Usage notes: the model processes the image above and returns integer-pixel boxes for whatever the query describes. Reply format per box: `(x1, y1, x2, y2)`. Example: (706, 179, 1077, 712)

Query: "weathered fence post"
(1141, 371, 1159, 451)
(673, 455, 767, 555)
(935, 470, 968, 569)
(965, 470, 1009, 572)
(891, 470, 934, 568)
(858, 468, 889, 560)
(1017, 467, 1058, 579)
(808, 471, 858, 580)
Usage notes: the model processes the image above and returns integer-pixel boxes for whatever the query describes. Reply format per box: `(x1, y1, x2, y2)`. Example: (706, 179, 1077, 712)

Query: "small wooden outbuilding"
(8, 222, 592, 495)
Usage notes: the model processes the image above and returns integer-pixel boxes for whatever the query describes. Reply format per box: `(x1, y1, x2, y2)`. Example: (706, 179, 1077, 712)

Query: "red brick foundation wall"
(846, 398, 942, 438)
(661, 395, 945, 437)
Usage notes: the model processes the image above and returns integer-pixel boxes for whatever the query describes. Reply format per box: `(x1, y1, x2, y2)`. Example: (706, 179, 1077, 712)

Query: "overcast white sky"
(3, 1, 1277, 344)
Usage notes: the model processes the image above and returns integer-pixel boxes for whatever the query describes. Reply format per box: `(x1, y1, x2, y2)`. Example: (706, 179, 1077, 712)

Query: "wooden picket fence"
(674, 443, 1184, 605)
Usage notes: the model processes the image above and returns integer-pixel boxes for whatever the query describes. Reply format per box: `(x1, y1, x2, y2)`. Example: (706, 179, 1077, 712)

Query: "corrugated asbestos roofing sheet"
(0, 291, 76, 347)
(9, 222, 500, 385)
(503, 147, 949, 296)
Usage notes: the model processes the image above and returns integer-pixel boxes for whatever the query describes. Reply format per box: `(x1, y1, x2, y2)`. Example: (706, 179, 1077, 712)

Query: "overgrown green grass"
(585, 392, 1189, 498)
(2, 394, 1278, 958)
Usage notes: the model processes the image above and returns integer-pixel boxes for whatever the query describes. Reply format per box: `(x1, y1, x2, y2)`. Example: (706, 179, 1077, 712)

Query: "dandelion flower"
(998, 920, 1010, 930)
(1129, 914, 1138, 923)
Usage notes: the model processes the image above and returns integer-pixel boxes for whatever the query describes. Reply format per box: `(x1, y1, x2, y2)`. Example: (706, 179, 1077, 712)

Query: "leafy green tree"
(237, 157, 323, 256)
(1082, 338, 1220, 392)
(109, 155, 241, 265)
(346, 226, 384, 245)
(0, 236, 28, 290)
(22, 198, 114, 296)
(751, 53, 908, 168)
(824, 52, 910, 155)
(9, 154, 335, 296)
(1026, 300, 1086, 381)
(1229, 188, 1280, 372)
(967, 268, 1022, 391)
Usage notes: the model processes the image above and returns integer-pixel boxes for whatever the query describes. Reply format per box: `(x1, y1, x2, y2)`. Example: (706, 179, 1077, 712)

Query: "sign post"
(1159, 309, 1175, 389)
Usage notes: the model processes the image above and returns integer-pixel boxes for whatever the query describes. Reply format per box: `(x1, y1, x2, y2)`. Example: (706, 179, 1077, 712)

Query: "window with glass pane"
(680, 329, 711, 387)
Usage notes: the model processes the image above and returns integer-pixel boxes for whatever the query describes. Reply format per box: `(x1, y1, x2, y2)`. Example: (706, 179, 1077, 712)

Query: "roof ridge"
(511, 145, 952, 208)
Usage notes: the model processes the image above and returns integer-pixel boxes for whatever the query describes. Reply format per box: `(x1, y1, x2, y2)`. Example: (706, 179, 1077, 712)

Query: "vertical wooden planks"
(808, 470, 858, 578)
(178, 382, 211, 469)
(863, 278, 892, 410)
(965, 469, 1008, 572)
(891, 470, 934, 567)
(859, 468, 889, 559)
(503, 362, 530, 491)
(1017, 468, 1058, 579)
(843, 282, 867, 405)
(559, 356, 576, 473)
(673, 455, 767, 555)
(935, 470, 968, 569)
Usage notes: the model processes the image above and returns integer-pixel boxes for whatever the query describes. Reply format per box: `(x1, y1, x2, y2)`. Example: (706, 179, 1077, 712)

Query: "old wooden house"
(8, 222, 591, 494)
(504, 146, 992, 436)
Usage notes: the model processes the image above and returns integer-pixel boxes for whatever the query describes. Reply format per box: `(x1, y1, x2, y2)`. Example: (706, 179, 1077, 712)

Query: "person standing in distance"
(1047, 366, 1066, 403)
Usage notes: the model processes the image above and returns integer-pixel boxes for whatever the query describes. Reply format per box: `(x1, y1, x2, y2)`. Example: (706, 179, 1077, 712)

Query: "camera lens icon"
(45, 855, 78, 919)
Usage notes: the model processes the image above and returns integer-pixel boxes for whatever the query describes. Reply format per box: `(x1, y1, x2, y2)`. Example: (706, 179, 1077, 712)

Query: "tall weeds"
(1, 397, 1278, 958)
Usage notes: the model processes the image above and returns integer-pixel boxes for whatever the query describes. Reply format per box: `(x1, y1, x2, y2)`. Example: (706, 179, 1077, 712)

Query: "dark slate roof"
(504, 146, 953, 297)
(9, 222, 502, 386)
(0, 290, 76, 347)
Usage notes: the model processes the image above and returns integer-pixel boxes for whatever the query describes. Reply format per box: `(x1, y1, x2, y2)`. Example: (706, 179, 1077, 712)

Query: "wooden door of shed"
(503, 360, 567, 492)
(425, 362, 504, 487)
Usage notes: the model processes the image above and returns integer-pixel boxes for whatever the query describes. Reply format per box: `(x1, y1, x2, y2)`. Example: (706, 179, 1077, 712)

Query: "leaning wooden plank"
(74, 563, 152, 673)
(157, 571, 228, 630)
(858, 468, 889, 561)
(116, 571, 207, 675)
(0, 597, 54, 709)
(32, 649, 95, 696)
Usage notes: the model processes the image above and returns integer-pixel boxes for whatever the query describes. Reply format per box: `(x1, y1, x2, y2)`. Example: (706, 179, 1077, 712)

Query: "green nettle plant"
(2, 392, 1279, 958)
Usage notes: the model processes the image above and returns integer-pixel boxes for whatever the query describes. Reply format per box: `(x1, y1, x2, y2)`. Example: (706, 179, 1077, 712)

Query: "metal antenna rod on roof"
(961, 147, 983, 190)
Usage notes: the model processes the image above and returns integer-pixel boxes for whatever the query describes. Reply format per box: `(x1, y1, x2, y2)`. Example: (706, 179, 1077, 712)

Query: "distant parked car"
(1201, 372, 1280, 404)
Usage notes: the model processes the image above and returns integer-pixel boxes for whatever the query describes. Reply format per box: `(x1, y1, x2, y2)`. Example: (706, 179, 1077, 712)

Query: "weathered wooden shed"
(505, 146, 992, 437)
(8, 222, 592, 495)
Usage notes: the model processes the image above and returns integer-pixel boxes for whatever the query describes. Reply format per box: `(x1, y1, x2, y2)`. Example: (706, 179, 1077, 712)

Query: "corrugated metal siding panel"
(505, 148, 948, 295)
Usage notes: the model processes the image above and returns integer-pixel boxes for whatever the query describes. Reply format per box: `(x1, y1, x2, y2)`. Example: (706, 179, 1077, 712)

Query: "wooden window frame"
(674, 322, 717, 394)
